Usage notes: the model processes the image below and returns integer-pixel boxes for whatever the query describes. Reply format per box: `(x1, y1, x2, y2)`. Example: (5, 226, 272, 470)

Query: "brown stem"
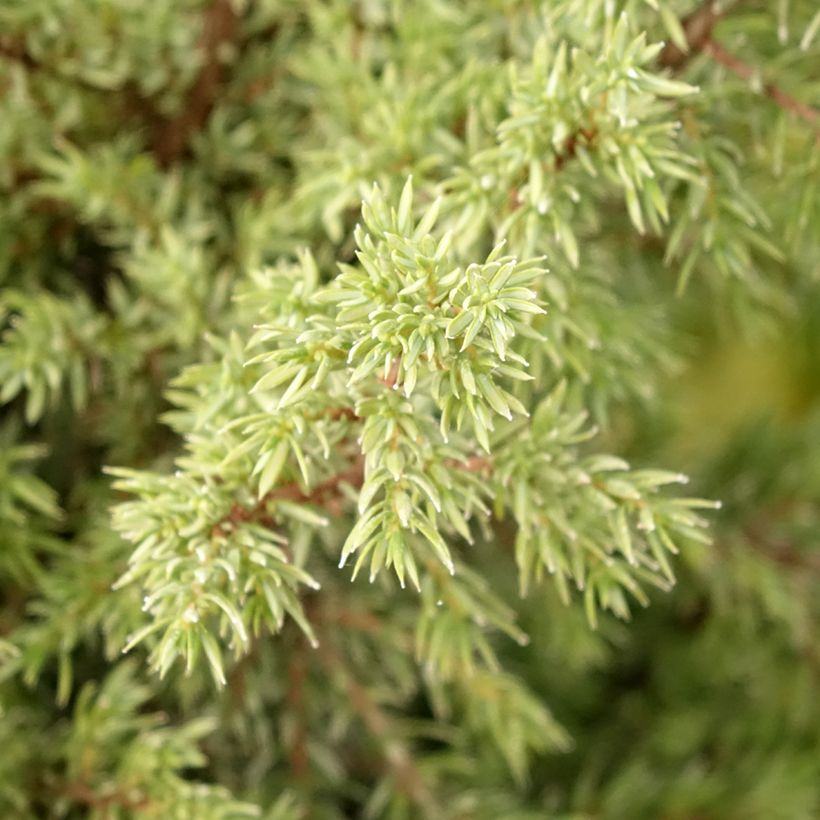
(213, 451, 493, 541)
(659, 1, 735, 70)
(703, 38, 819, 132)
(743, 526, 820, 574)
(324, 607, 384, 634)
(62, 781, 150, 812)
(152, 0, 238, 167)
(504, 122, 597, 212)
(554, 126, 598, 172)
(0, 39, 165, 163)
(317, 642, 440, 815)
(212, 457, 366, 539)
(286, 647, 311, 780)
(452, 454, 492, 474)
(658, 1, 819, 133)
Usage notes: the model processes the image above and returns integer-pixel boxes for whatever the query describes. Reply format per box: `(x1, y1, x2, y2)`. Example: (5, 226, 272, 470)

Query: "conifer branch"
(554, 126, 599, 172)
(659, 1, 738, 70)
(286, 647, 311, 780)
(703, 38, 820, 133)
(212, 457, 367, 539)
(743, 519, 820, 574)
(213, 453, 492, 541)
(0, 37, 164, 155)
(6, 2, 816, 812)
(317, 642, 440, 816)
(660, 0, 819, 133)
(62, 781, 151, 813)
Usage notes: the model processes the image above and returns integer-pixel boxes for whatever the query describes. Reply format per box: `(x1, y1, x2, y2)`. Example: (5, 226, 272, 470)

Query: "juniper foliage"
(1, 1, 819, 817)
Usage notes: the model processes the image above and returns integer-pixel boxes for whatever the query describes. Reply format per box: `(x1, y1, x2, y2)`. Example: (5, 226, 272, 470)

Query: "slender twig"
(505, 124, 598, 211)
(742, 524, 820, 574)
(453, 454, 492, 474)
(658, 1, 819, 133)
(659, 0, 738, 70)
(62, 781, 150, 812)
(321, 606, 384, 635)
(212, 450, 492, 540)
(286, 646, 311, 780)
(317, 641, 440, 816)
(152, 0, 238, 167)
(703, 38, 819, 132)
(554, 126, 598, 172)
(0, 36, 165, 169)
(212, 456, 366, 538)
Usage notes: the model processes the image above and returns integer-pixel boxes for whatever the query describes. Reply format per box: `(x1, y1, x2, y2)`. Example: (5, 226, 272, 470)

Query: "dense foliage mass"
(1, 1, 819, 817)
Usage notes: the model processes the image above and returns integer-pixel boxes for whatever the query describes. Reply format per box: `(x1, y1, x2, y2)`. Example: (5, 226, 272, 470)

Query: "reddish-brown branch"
(316, 604, 418, 655)
(213, 451, 493, 541)
(0, 38, 37, 72)
(2, 2, 245, 168)
(212, 457, 366, 539)
(659, 1, 732, 70)
(657, 1, 818, 133)
(286, 648, 311, 780)
(743, 524, 820, 575)
(62, 781, 150, 812)
(451, 454, 492, 474)
(0, 38, 163, 145)
(505, 124, 597, 210)
(326, 405, 360, 422)
(703, 38, 819, 132)
(554, 127, 597, 172)
(317, 642, 438, 814)
(152, 0, 238, 167)
(322, 607, 384, 635)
